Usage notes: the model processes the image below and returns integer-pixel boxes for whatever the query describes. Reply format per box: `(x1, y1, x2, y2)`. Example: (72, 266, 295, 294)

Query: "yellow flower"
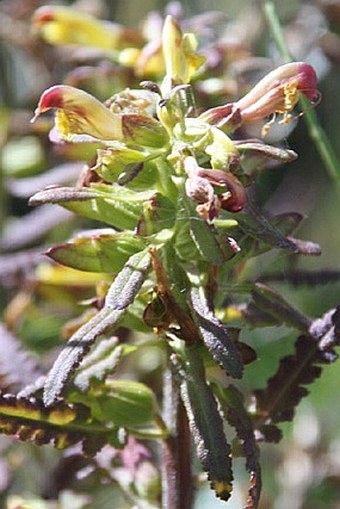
(32, 5, 144, 51)
(32, 85, 168, 148)
(31, 85, 124, 142)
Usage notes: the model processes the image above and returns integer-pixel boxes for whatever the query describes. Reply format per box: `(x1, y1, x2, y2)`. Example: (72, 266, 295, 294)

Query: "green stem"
(263, 0, 340, 181)
(155, 158, 178, 202)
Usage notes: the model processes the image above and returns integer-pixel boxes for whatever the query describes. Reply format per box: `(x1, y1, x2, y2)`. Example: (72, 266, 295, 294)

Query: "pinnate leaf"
(254, 306, 340, 431)
(43, 250, 151, 406)
(73, 336, 126, 390)
(0, 391, 123, 454)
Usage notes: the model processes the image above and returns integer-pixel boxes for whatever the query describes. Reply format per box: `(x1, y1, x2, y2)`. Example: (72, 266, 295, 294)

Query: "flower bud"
(206, 127, 240, 172)
(161, 15, 206, 91)
(197, 168, 246, 212)
(94, 146, 147, 183)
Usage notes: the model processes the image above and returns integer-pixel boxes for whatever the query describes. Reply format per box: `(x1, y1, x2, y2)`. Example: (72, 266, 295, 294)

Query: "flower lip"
(295, 62, 318, 100)
(34, 86, 64, 114)
(31, 85, 86, 125)
(33, 7, 56, 26)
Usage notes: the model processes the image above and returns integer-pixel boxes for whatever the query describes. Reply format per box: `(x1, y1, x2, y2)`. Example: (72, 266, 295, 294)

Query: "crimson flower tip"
(295, 62, 318, 101)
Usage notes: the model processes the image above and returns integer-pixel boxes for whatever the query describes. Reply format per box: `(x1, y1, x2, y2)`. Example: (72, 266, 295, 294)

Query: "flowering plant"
(0, 4, 339, 509)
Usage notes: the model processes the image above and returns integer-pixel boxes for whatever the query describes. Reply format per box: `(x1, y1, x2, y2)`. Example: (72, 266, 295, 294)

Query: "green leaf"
(121, 295, 155, 332)
(159, 245, 191, 308)
(270, 211, 304, 235)
(137, 194, 176, 236)
(29, 184, 155, 230)
(69, 380, 155, 427)
(237, 140, 297, 167)
(178, 343, 234, 501)
(238, 200, 321, 256)
(190, 218, 229, 264)
(190, 288, 243, 378)
(47, 231, 146, 273)
(238, 199, 299, 253)
(43, 250, 151, 406)
(173, 208, 202, 261)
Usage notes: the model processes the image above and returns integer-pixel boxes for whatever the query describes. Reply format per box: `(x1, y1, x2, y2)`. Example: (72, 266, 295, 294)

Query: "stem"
(155, 158, 178, 202)
(161, 362, 193, 509)
(263, 0, 291, 62)
(263, 0, 340, 181)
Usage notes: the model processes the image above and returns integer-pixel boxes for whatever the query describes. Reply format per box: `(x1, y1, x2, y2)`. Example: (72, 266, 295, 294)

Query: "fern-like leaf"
(43, 250, 151, 406)
(254, 306, 340, 435)
(0, 324, 42, 391)
(0, 391, 124, 455)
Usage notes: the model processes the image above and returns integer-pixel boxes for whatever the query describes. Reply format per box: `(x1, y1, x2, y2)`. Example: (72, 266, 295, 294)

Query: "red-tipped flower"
(32, 85, 124, 142)
(235, 62, 318, 124)
(32, 85, 167, 147)
(200, 62, 318, 131)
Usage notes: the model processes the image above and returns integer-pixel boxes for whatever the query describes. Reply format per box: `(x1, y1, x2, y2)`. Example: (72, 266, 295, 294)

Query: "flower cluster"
(31, 8, 319, 225)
